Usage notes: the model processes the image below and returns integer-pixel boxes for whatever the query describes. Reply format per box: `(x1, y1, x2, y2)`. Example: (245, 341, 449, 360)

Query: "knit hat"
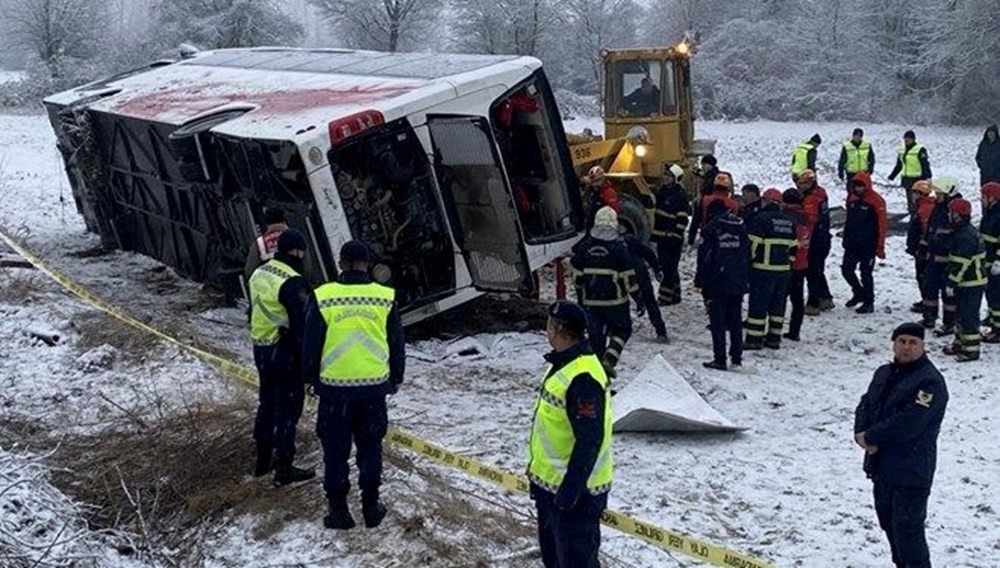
(904, 130, 916, 140)
(276, 229, 307, 253)
(701, 154, 717, 167)
(892, 322, 925, 341)
(339, 239, 372, 263)
(548, 300, 588, 337)
(809, 133, 822, 145)
(852, 128, 864, 137)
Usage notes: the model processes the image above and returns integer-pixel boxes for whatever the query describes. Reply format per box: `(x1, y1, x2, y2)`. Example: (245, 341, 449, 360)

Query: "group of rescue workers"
(572, 125, 1000, 375)
(241, 123, 1000, 568)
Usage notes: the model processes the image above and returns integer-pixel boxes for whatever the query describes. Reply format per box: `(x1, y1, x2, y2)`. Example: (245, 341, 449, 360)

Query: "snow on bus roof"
(44, 48, 536, 141)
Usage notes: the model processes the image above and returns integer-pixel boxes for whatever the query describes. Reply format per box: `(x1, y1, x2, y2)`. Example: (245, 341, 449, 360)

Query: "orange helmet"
(797, 169, 816, 183)
(714, 172, 734, 191)
(912, 180, 932, 195)
(948, 198, 972, 217)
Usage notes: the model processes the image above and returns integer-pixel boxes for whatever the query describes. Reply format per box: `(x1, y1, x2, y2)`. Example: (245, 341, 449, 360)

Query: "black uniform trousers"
(656, 239, 683, 304)
(806, 238, 833, 307)
(535, 489, 605, 568)
(922, 261, 956, 327)
(954, 286, 984, 357)
(585, 304, 632, 369)
(745, 270, 790, 344)
(842, 248, 876, 306)
(316, 395, 388, 499)
(633, 265, 666, 336)
(988, 275, 1000, 331)
(914, 254, 927, 300)
(708, 292, 743, 365)
(786, 270, 807, 339)
(873, 482, 931, 568)
(253, 345, 305, 463)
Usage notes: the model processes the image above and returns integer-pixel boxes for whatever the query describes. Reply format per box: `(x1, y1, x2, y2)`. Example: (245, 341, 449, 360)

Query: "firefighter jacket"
(570, 236, 637, 307)
(802, 185, 831, 245)
(785, 203, 812, 271)
(948, 220, 988, 288)
(844, 173, 888, 258)
(906, 196, 936, 256)
(651, 182, 690, 243)
(981, 203, 1000, 264)
(926, 199, 957, 262)
(748, 203, 798, 272)
(694, 211, 749, 298)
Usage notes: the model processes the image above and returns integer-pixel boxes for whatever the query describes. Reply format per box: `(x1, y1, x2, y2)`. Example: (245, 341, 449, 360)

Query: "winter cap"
(339, 239, 372, 264)
(852, 128, 864, 137)
(809, 133, 822, 145)
(892, 322, 925, 341)
(948, 198, 972, 217)
(548, 300, 588, 337)
(664, 163, 684, 180)
(701, 154, 717, 167)
(762, 188, 783, 202)
(276, 229, 307, 253)
(263, 207, 286, 226)
(903, 130, 916, 140)
(782, 188, 803, 204)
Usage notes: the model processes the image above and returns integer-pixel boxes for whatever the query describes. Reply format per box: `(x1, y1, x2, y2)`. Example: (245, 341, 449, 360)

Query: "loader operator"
(621, 77, 659, 116)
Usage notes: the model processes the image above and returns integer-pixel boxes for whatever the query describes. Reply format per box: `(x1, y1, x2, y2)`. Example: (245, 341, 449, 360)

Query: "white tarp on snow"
(612, 355, 746, 433)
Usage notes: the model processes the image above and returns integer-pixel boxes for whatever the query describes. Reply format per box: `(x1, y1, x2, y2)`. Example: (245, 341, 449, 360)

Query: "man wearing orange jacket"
(906, 180, 936, 312)
(842, 173, 888, 314)
(798, 170, 835, 315)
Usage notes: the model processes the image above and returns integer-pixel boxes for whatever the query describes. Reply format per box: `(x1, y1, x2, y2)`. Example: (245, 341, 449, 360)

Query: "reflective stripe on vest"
(842, 140, 871, 173)
(949, 252, 988, 287)
(748, 235, 797, 272)
(248, 259, 299, 346)
(790, 142, 815, 175)
(898, 144, 925, 178)
(315, 282, 394, 386)
(527, 354, 613, 496)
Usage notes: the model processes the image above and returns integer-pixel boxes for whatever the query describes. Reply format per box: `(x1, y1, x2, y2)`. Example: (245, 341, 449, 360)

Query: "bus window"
(610, 60, 662, 117)
(661, 60, 677, 115)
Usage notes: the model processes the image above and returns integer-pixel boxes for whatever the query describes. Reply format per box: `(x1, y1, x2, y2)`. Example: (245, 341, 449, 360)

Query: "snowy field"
(1, 112, 998, 567)
(0, 70, 26, 85)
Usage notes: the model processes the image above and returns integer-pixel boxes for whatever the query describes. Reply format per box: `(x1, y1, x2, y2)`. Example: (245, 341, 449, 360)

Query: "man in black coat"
(695, 199, 749, 370)
(854, 322, 948, 568)
(623, 231, 668, 342)
(976, 124, 1000, 186)
(652, 164, 690, 306)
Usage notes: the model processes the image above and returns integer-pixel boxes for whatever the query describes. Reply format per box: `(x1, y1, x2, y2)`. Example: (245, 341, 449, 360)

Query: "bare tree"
(2, 0, 109, 79)
(309, 0, 442, 52)
(451, 0, 560, 56)
(153, 0, 303, 50)
(562, 0, 639, 94)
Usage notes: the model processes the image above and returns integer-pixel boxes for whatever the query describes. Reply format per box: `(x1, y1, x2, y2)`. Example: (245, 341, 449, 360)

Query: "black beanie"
(810, 133, 822, 145)
(276, 229, 307, 253)
(339, 240, 372, 264)
(701, 154, 717, 167)
(892, 322, 925, 341)
(852, 128, 864, 137)
(904, 130, 916, 140)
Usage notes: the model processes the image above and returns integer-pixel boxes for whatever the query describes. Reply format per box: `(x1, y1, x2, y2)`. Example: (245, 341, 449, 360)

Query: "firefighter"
(622, 227, 668, 341)
(837, 128, 875, 189)
(306, 240, 405, 529)
(651, 163, 689, 306)
(695, 199, 749, 370)
(797, 170, 835, 315)
(528, 300, 612, 568)
(790, 134, 822, 179)
(744, 188, 798, 350)
(244, 207, 288, 286)
(982, 182, 1000, 343)
(689, 172, 740, 246)
(906, 180, 936, 313)
(842, 172, 887, 314)
(582, 166, 620, 230)
(942, 199, 987, 362)
(247, 229, 316, 485)
(921, 177, 960, 333)
(782, 188, 811, 341)
(739, 183, 763, 226)
(570, 206, 637, 377)
(888, 130, 932, 215)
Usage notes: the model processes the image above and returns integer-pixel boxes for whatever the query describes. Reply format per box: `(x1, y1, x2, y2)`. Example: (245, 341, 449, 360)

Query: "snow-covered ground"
(1, 112, 998, 567)
(0, 70, 26, 85)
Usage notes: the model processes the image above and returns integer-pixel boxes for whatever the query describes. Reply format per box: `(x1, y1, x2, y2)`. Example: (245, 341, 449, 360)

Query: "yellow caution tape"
(0, 230, 773, 568)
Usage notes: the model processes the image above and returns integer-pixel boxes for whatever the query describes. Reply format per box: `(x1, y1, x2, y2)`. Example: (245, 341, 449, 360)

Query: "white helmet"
(593, 206, 618, 229)
(588, 165, 606, 181)
(932, 176, 958, 196)
(666, 164, 684, 180)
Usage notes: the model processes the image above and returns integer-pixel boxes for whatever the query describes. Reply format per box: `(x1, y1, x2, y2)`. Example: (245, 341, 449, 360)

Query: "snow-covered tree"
(152, 0, 303, 50)
(308, 0, 442, 52)
(1, 0, 110, 79)
(451, 0, 560, 56)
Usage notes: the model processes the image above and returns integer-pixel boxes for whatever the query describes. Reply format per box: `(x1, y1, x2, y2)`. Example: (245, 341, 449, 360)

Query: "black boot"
(764, 335, 781, 349)
(323, 495, 356, 530)
(743, 337, 763, 350)
(273, 459, 316, 487)
(845, 295, 862, 308)
(362, 489, 387, 528)
(253, 446, 273, 478)
(855, 304, 874, 314)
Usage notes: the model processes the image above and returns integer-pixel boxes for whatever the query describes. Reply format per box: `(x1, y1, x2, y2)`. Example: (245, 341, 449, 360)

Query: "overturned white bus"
(43, 47, 586, 324)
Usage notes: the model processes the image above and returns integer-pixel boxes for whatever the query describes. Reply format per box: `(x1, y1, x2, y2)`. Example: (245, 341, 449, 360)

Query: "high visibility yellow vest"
(527, 353, 613, 495)
(315, 282, 394, 386)
(898, 144, 926, 178)
(842, 139, 872, 173)
(790, 142, 815, 175)
(248, 259, 299, 346)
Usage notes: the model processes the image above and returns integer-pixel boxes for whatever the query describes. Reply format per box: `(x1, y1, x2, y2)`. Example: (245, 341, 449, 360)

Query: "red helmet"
(948, 198, 972, 217)
(982, 182, 1000, 200)
(762, 188, 783, 202)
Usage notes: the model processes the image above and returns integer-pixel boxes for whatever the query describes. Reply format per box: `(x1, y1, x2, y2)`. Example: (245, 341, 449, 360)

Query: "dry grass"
(0, 267, 43, 304)
(69, 311, 161, 361)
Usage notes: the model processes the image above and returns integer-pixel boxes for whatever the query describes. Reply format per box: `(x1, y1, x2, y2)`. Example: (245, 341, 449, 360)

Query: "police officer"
(981, 182, 1000, 343)
(888, 130, 932, 215)
(790, 133, 821, 179)
(305, 240, 405, 529)
(797, 170, 835, 314)
(745, 188, 798, 350)
(842, 172, 887, 314)
(695, 199, 749, 370)
(942, 198, 987, 362)
(838, 128, 875, 189)
(247, 229, 316, 485)
(528, 301, 612, 568)
(651, 163, 690, 306)
(854, 322, 948, 568)
(570, 207, 637, 377)
(921, 177, 960, 332)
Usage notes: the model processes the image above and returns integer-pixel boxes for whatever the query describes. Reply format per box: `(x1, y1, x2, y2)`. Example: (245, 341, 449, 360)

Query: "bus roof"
(44, 48, 539, 141)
